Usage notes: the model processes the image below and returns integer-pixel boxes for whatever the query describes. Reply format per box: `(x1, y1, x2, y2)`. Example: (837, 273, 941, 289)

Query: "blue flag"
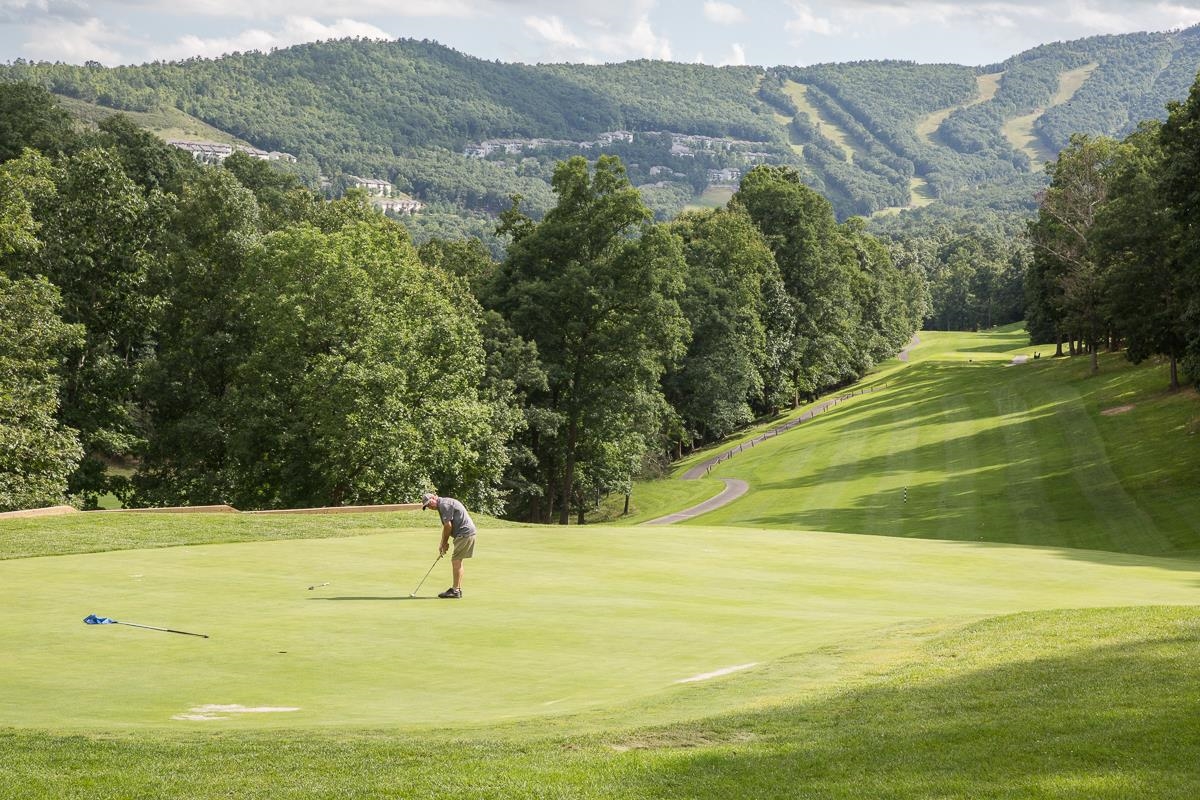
(83, 614, 116, 625)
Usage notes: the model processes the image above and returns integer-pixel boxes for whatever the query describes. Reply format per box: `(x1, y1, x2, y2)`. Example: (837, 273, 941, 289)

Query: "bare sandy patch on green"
(54, 95, 249, 145)
(685, 185, 735, 212)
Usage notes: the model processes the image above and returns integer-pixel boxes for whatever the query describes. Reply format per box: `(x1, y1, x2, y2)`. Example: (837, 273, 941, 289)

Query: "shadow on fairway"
(623, 608, 1200, 799)
(710, 352, 1200, 559)
(308, 596, 438, 601)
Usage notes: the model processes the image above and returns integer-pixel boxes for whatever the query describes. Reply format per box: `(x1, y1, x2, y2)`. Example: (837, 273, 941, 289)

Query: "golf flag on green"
(83, 613, 209, 638)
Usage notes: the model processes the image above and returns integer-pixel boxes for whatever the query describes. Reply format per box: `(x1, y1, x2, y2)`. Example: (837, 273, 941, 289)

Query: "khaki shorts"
(452, 534, 476, 560)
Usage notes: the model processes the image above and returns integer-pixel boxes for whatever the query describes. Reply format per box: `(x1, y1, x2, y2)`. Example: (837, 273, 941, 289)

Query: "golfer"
(420, 492, 476, 599)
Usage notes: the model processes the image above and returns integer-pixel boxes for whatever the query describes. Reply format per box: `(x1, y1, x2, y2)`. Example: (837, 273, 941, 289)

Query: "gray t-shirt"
(438, 497, 476, 538)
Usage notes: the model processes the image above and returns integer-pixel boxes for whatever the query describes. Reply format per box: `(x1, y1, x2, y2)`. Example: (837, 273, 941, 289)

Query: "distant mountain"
(4, 28, 1199, 225)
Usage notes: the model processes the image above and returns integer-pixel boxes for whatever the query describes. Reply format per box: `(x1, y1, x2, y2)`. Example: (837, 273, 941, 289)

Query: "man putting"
(420, 492, 476, 599)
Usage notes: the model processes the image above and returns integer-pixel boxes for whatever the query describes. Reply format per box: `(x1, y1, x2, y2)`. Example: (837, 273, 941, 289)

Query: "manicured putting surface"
(3, 525, 1199, 730)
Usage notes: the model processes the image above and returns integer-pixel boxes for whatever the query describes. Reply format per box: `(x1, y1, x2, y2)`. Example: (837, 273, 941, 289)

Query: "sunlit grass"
(1002, 63, 1098, 167)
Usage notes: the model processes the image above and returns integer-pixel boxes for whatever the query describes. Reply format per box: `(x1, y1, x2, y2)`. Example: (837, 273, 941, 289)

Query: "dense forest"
(0, 84, 924, 520)
(3, 27, 1200, 228)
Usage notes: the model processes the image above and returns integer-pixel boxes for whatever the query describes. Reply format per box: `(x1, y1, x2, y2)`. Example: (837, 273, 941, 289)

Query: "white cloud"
(718, 42, 746, 66)
(523, 15, 584, 50)
(1061, 0, 1200, 32)
(784, 1, 1054, 43)
(1, 0, 90, 24)
(786, 0, 1200, 39)
(785, 3, 838, 36)
(703, 2, 746, 25)
(146, 16, 392, 61)
(523, 10, 670, 62)
(22, 16, 125, 63)
(9, 0, 1200, 69)
(627, 15, 672, 60)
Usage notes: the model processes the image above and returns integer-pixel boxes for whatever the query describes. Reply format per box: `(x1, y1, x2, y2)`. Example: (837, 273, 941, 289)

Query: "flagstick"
(118, 621, 209, 638)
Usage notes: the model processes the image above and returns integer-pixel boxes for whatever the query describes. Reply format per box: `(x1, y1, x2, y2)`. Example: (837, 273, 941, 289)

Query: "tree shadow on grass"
(621, 608, 1200, 800)
(957, 341, 1033, 354)
(715, 354, 1200, 558)
(773, 360, 1031, 439)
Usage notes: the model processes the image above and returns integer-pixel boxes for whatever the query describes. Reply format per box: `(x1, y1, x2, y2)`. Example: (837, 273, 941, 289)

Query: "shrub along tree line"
(1025, 68, 1200, 389)
(0, 83, 924, 520)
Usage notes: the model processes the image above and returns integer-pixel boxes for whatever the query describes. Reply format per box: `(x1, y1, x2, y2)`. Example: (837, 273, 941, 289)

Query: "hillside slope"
(4, 28, 1200, 222)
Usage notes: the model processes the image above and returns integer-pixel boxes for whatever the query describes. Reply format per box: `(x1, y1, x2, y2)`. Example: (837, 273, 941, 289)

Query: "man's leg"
(452, 558, 464, 589)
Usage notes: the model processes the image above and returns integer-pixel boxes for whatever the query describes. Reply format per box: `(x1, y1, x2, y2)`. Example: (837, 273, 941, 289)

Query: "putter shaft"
(410, 553, 444, 596)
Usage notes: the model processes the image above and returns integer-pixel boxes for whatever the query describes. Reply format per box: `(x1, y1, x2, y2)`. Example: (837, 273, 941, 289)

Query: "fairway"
(4, 520, 1199, 732)
(693, 329, 1200, 557)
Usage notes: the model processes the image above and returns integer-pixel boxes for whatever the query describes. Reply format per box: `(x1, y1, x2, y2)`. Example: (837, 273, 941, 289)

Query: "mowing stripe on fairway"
(688, 330, 1200, 556)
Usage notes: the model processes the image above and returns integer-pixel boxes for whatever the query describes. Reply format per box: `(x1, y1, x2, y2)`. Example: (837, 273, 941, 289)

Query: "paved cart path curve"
(643, 479, 750, 526)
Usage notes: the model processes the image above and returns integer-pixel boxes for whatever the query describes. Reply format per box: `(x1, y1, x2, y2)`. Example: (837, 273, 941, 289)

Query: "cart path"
(643, 479, 750, 526)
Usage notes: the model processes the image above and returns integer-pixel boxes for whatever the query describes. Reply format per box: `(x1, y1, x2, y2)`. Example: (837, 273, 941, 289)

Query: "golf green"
(4, 523, 1198, 731)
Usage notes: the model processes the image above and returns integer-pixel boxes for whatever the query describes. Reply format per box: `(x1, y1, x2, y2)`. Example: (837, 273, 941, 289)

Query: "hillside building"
(374, 194, 424, 215)
(348, 176, 394, 197)
(707, 167, 741, 184)
(168, 140, 296, 164)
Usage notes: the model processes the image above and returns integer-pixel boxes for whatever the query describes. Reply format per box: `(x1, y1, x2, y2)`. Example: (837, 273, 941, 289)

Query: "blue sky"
(3, 1, 1200, 68)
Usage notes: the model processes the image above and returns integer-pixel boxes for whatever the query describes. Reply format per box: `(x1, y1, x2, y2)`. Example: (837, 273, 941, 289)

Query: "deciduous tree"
(0, 275, 83, 511)
(665, 208, 773, 445)
(227, 218, 512, 510)
(1159, 75, 1200, 385)
(491, 156, 688, 523)
(1094, 122, 1187, 389)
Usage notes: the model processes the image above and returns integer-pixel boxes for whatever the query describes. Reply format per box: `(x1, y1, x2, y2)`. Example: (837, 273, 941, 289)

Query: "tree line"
(873, 207, 1028, 333)
(1025, 69, 1200, 390)
(0, 83, 924, 519)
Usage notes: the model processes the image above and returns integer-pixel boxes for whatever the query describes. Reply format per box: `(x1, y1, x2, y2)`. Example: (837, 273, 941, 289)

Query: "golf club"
(409, 553, 444, 597)
(307, 582, 330, 590)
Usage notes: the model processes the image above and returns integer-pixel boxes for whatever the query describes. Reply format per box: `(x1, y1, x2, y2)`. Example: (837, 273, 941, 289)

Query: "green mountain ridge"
(4, 27, 1200, 224)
